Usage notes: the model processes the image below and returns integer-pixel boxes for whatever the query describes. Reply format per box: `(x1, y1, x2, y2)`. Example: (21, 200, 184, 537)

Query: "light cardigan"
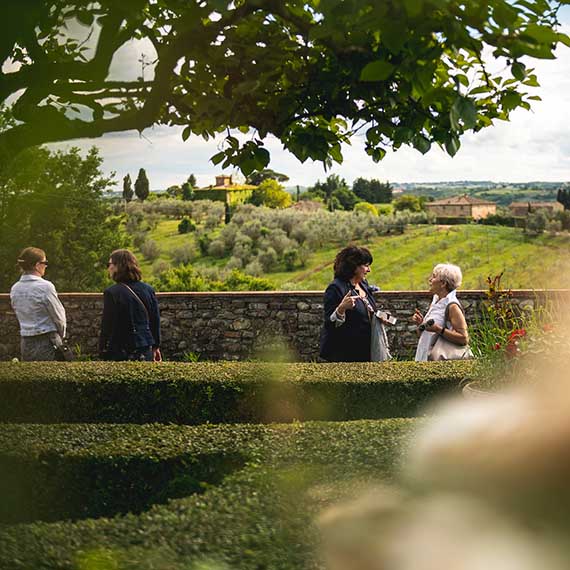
(415, 289, 459, 361)
(10, 274, 67, 337)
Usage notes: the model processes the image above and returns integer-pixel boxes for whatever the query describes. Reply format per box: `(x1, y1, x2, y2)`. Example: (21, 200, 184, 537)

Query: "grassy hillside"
(135, 220, 570, 290)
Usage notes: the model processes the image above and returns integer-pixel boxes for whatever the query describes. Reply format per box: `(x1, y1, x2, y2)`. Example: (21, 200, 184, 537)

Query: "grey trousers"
(20, 332, 61, 362)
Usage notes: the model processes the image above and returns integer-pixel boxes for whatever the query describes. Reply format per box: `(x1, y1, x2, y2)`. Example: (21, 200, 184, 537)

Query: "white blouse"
(415, 289, 458, 362)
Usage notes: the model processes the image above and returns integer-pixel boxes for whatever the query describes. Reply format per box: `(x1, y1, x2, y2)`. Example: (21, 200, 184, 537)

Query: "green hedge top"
(0, 420, 417, 560)
(0, 360, 474, 384)
(0, 419, 416, 463)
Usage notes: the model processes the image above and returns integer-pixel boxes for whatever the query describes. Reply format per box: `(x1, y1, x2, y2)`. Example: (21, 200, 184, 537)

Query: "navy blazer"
(99, 280, 161, 358)
(319, 278, 377, 362)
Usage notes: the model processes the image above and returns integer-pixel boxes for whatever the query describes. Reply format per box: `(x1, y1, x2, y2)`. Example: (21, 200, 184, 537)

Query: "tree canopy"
(2, 0, 569, 172)
(250, 179, 292, 208)
(353, 178, 393, 203)
(0, 146, 126, 291)
(246, 169, 290, 186)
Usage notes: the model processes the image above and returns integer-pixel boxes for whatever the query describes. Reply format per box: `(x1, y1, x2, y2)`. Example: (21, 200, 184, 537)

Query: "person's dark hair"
(110, 249, 142, 283)
(333, 246, 373, 281)
(17, 247, 46, 272)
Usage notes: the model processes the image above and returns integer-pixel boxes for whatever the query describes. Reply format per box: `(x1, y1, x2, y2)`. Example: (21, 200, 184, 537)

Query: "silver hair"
(433, 263, 463, 291)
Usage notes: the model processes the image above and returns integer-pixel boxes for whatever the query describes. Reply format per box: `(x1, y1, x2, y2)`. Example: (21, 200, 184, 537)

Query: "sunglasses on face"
(38, 261, 48, 266)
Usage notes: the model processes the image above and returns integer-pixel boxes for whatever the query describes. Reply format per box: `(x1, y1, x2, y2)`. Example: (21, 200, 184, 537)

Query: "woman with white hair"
(413, 263, 469, 361)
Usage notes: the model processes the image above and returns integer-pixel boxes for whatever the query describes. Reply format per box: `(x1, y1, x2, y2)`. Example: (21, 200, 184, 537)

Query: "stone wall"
(0, 290, 567, 361)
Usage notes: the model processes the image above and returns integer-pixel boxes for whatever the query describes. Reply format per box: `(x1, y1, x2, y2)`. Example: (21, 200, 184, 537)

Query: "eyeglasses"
(38, 261, 48, 266)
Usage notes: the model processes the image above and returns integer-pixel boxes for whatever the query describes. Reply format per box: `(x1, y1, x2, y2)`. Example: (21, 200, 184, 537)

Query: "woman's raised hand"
(337, 290, 359, 315)
(412, 308, 424, 326)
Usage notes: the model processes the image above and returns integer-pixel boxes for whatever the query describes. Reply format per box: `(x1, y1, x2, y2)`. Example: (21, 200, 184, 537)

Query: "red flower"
(505, 329, 526, 358)
(508, 329, 526, 341)
(493, 343, 502, 350)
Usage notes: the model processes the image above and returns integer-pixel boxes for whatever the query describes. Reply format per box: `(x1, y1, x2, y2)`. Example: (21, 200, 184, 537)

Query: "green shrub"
(0, 419, 416, 568)
(354, 202, 378, 216)
(0, 361, 474, 424)
(177, 217, 196, 234)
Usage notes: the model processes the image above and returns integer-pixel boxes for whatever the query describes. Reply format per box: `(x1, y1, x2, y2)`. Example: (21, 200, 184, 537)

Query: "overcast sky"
(49, 9, 570, 190)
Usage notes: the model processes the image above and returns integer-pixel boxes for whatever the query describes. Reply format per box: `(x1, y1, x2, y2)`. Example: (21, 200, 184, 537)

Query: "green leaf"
(381, 22, 407, 54)
(329, 144, 343, 163)
(369, 147, 386, 162)
(501, 91, 522, 112)
(360, 60, 395, 82)
(254, 147, 270, 169)
(493, 3, 518, 28)
(402, 0, 423, 17)
(511, 61, 525, 80)
(76, 11, 94, 27)
(412, 134, 431, 154)
(182, 126, 191, 142)
(468, 85, 492, 95)
(558, 33, 570, 48)
(454, 74, 469, 87)
(226, 136, 239, 149)
(523, 24, 559, 44)
(523, 74, 540, 87)
(451, 96, 477, 130)
(210, 151, 226, 165)
(445, 135, 460, 157)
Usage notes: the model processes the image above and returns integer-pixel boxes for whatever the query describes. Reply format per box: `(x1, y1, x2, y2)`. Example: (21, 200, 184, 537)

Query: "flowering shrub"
(469, 272, 554, 361)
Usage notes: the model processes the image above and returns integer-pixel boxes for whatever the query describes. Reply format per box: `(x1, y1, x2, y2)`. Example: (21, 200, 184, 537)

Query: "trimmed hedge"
(0, 419, 416, 569)
(0, 361, 474, 424)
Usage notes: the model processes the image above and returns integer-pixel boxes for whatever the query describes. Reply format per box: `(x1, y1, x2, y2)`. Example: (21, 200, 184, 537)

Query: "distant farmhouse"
(193, 175, 257, 205)
(508, 201, 564, 217)
(424, 194, 497, 220)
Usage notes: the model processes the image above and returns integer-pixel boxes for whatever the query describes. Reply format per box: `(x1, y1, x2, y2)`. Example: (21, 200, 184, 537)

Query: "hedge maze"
(0, 361, 474, 570)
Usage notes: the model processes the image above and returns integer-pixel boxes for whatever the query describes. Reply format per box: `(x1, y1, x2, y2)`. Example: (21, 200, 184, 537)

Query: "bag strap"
(430, 301, 462, 350)
(443, 301, 464, 330)
(121, 283, 150, 323)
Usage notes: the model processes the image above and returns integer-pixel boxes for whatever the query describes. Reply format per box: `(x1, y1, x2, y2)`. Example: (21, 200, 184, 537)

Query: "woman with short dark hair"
(320, 246, 383, 362)
(10, 247, 67, 361)
(99, 249, 162, 361)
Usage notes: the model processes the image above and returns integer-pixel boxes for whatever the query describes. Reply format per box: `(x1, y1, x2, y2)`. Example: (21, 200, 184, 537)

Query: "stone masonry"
(0, 290, 567, 361)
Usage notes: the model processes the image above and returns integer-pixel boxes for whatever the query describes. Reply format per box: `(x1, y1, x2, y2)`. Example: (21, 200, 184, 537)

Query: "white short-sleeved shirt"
(10, 274, 67, 337)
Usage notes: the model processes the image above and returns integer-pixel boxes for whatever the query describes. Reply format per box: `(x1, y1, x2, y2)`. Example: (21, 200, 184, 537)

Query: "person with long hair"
(320, 245, 380, 362)
(10, 247, 67, 361)
(99, 249, 162, 361)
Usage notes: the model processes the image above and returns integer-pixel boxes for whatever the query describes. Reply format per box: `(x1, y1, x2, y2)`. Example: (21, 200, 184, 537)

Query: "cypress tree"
(134, 168, 150, 201)
(122, 174, 133, 202)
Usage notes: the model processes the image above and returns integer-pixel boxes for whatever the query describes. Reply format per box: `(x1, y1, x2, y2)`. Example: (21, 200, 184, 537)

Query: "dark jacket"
(99, 281, 161, 359)
(319, 278, 377, 362)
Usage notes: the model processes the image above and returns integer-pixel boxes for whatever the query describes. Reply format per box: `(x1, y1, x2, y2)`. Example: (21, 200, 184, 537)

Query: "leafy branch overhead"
(1, 0, 569, 172)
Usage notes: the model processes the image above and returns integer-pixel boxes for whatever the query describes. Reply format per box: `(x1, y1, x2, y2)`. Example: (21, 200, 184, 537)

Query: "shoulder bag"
(428, 302, 473, 361)
(54, 338, 75, 361)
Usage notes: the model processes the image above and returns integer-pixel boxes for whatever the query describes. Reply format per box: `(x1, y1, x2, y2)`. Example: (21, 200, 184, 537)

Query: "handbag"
(54, 338, 74, 361)
(370, 312, 392, 362)
(428, 302, 473, 361)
